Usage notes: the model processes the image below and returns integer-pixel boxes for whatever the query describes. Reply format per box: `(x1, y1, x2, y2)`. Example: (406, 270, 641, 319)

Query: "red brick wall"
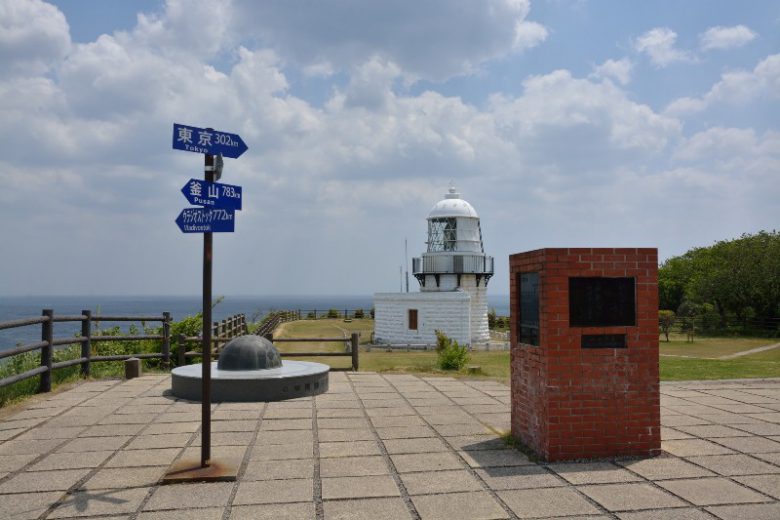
(510, 248, 660, 461)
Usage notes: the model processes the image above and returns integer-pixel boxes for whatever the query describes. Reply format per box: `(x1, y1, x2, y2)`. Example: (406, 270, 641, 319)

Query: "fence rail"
(1, 308, 363, 395)
(662, 315, 780, 337)
(174, 332, 360, 372)
(0, 310, 250, 394)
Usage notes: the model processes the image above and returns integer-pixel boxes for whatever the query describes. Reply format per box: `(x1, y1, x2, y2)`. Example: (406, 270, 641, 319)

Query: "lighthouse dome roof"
(427, 186, 479, 219)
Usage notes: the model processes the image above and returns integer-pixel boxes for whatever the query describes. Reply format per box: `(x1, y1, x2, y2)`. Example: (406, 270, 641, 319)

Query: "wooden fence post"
(213, 321, 219, 353)
(177, 334, 186, 366)
(81, 310, 91, 378)
(40, 309, 53, 393)
(161, 312, 171, 368)
(351, 332, 359, 372)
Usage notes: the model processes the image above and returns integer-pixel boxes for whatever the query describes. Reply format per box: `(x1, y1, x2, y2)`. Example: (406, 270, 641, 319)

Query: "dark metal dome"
(217, 335, 282, 371)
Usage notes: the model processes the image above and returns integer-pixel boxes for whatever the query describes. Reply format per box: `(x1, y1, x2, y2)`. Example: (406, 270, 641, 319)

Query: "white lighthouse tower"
(373, 186, 493, 346)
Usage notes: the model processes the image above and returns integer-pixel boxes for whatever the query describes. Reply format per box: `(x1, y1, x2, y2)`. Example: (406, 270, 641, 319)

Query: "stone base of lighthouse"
(374, 285, 489, 347)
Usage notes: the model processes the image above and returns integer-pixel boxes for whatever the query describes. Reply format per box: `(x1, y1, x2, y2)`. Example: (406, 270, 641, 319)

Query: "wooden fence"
(175, 332, 360, 372)
(254, 310, 299, 338)
(0, 310, 248, 394)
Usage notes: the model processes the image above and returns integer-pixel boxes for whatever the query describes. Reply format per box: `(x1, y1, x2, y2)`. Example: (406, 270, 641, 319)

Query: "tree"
(487, 308, 497, 329)
(659, 230, 780, 333)
(659, 310, 675, 342)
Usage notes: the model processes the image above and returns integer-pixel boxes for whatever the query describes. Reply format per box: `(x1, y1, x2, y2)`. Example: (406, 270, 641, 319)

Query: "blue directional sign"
(181, 179, 242, 211)
(175, 208, 235, 233)
(172, 123, 248, 159)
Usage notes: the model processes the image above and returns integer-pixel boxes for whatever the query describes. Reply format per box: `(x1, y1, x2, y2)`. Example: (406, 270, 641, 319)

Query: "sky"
(0, 0, 778, 297)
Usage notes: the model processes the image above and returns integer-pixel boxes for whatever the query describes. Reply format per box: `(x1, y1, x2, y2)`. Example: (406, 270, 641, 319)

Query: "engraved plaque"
(518, 272, 540, 346)
(569, 277, 636, 327)
(582, 334, 627, 349)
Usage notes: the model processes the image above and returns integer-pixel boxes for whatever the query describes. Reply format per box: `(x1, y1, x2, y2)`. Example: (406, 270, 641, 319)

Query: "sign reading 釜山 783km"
(172, 123, 248, 159)
(181, 179, 242, 211)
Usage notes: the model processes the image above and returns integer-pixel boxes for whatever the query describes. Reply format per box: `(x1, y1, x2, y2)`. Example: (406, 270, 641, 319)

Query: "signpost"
(165, 123, 246, 482)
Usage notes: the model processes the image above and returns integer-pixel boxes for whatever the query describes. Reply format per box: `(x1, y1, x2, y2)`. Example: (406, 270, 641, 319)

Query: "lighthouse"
(373, 186, 494, 346)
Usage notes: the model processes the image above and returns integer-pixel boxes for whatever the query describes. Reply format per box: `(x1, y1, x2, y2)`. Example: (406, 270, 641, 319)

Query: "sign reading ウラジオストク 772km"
(175, 207, 235, 233)
(172, 123, 248, 159)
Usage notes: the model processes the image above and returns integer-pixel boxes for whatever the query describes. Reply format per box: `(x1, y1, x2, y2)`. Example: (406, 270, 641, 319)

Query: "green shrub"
(435, 330, 470, 371)
(354, 309, 365, 319)
(327, 309, 341, 319)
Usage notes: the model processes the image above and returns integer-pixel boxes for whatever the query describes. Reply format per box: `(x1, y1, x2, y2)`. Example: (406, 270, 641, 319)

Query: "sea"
(0, 294, 510, 350)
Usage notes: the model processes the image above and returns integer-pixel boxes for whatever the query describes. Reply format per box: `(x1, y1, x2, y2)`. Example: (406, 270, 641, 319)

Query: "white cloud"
(514, 20, 549, 50)
(673, 127, 759, 161)
(634, 27, 694, 67)
(665, 53, 780, 115)
(699, 25, 757, 51)
(232, 0, 547, 81)
(591, 58, 633, 85)
(0, 0, 71, 76)
(489, 69, 680, 161)
(0, 0, 777, 296)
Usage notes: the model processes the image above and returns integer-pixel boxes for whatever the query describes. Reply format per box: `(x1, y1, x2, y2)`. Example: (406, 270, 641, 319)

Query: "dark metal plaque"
(582, 334, 627, 349)
(569, 277, 636, 327)
(518, 272, 540, 346)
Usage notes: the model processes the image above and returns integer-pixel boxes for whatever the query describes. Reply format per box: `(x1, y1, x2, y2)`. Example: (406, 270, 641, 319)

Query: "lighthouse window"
(428, 218, 457, 252)
(408, 309, 418, 330)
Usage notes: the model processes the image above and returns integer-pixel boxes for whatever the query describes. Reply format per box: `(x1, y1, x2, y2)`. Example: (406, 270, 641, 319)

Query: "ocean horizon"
(1, 294, 510, 349)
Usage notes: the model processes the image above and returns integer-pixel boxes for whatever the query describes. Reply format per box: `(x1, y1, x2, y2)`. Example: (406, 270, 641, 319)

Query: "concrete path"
(0, 374, 779, 519)
(719, 342, 780, 360)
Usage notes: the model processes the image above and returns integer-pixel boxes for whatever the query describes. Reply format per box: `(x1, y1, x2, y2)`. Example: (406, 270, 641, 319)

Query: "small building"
(374, 186, 493, 346)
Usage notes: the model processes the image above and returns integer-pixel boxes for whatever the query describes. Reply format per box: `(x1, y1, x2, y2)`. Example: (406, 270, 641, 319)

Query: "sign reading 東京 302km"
(172, 123, 248, 159)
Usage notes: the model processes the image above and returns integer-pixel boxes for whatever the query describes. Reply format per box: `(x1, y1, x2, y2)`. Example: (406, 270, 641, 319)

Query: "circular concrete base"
(171, 361, 329, 402)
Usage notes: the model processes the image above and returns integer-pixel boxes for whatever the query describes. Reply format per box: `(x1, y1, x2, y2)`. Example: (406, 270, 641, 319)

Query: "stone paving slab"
(0, 375, 779, 519)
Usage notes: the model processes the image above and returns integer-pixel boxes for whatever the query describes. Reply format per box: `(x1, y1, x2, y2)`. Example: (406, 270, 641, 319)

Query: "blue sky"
(1, 0, 778, 297)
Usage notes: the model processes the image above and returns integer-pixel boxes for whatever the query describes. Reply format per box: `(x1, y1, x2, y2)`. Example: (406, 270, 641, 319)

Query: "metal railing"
(412, 254, 494, 274)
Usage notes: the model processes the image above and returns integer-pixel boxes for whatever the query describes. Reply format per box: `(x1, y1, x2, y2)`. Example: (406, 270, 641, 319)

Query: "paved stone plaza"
(1, 373, 779, 519)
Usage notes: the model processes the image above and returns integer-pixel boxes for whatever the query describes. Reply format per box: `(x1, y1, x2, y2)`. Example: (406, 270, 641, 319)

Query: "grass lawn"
(274, 319, 511, 381)
(274, 318, 374, 353)
(659, 333, 772, 358)
(275, 320, 780, 383)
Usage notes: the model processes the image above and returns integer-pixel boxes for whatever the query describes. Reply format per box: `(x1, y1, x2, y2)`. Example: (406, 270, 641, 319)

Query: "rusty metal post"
(162, 312, 171, 368)
(201, 153, 215, 467)
(81, 310, 92, 377)
(351, 332, 359, 371)
(40, 309, 53, 393)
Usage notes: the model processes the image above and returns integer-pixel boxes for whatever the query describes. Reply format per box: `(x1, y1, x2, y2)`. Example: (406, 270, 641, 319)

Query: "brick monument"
(509, 248, 660, 461)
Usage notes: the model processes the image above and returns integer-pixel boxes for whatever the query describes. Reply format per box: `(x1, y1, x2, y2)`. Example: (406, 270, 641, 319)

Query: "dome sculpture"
(217, 335, 281, 371)
(171, 334, 329, 402)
